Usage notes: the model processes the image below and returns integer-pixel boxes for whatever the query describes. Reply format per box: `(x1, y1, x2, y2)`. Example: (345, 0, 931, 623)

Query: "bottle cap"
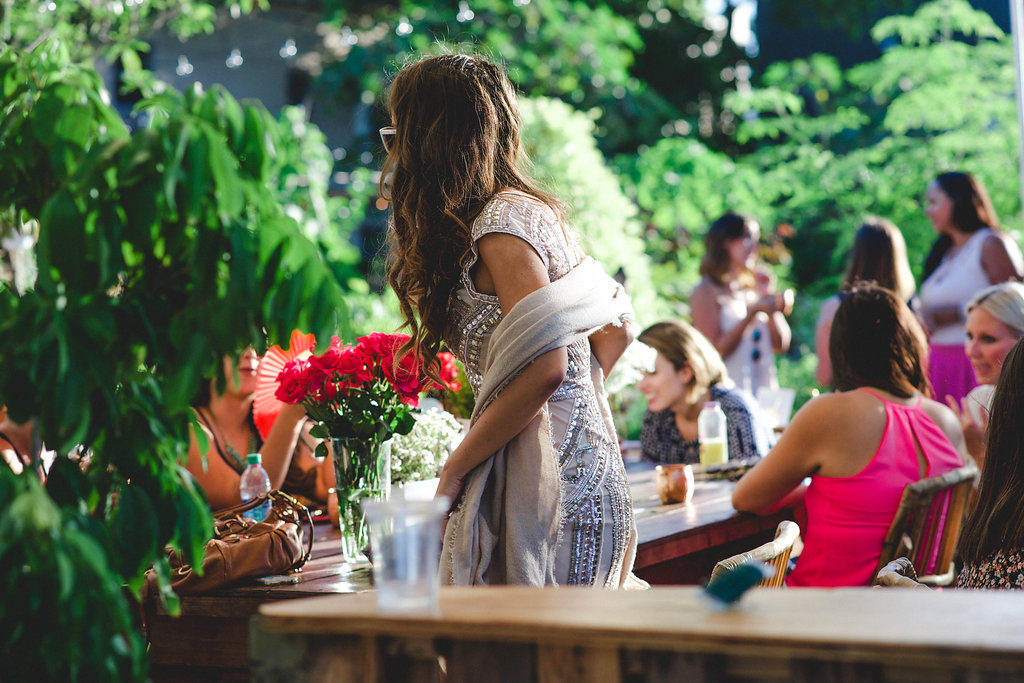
(246, 453, 262, 465)
(703, 401, 720, 410)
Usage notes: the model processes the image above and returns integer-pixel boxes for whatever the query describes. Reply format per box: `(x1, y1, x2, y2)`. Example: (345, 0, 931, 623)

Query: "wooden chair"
(710, 520, 800, 588)
(873, 462, 979, 586)
(872, 558, 930, 589)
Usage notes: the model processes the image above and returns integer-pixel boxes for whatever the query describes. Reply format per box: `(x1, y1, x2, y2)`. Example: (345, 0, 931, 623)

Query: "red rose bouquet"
(273, 332, 460, 561)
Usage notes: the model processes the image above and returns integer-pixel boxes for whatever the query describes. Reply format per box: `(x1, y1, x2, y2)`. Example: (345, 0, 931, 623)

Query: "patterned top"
(640, 385, 773, 465)
(442, 190, 637, 587)
(957, 549, 1024, 589)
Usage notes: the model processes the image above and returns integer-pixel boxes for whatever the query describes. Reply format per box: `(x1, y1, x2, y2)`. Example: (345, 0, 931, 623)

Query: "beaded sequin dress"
(443, 190, 639, 587)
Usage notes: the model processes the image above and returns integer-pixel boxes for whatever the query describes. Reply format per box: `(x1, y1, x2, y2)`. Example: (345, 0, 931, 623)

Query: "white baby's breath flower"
(390, 408, 464, 484)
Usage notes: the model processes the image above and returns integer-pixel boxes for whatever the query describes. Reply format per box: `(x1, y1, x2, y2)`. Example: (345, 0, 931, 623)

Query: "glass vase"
(331, 437, 391, 564)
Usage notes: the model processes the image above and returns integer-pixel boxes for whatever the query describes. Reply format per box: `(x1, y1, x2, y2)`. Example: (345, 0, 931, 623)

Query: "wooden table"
(145, 524, 373, 682)
(628, 462, 796, 585)
(251, 586, 1024, 682)
(147, 465, 791, 680)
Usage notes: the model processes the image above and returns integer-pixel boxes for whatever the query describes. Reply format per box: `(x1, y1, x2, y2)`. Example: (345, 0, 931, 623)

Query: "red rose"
(333, 345, 370, 384)
(357, 332, 410, 374)
(309, 337, 345, 374)
(434, 351, 462, 391)
(275, 358, 312, 404)
(383, 350, 425, 403)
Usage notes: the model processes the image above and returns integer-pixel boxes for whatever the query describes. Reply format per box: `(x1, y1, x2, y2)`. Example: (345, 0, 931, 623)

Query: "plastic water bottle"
(240, 453, 272, 522)
(698, 401, 729, 466)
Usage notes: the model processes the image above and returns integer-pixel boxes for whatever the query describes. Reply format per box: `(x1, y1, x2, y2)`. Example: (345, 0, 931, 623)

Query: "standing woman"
(919, 171, 1023, 405)
(815, 217, 917, 387)
(381, 54, 642, 587)
(691, 212, 793, 397)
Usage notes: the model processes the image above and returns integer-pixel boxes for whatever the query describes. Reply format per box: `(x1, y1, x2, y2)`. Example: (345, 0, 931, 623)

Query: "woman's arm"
(257, 403, 308, 488)
(732, 397, 832, 514)
(766, 308, 792, 355)
(691, 281, 755, 360)
(982, 233, 1024, 284)
(814, 297, 838, 386)
(589, 321, 635, 379)
(184, 403, 306, 509)
(435, 233, 568, 505)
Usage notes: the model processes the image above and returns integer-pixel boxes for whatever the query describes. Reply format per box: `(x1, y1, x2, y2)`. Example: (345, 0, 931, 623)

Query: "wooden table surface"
(627, 462, 795, 583)
(148, 463, 791, 680)
(252, 586, 1024, 681)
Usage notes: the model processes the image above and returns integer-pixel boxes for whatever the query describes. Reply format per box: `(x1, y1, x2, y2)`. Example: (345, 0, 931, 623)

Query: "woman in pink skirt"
(918, 172, 1022, 405)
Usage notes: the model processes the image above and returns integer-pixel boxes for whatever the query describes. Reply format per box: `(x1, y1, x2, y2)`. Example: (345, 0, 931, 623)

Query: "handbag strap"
(269, 490, 315, 569)
(212, 491, 314, 569)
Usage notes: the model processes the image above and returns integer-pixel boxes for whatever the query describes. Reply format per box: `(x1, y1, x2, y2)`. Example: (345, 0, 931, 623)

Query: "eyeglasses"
(751, 328, 762, 362)
(379, 126, 396, 153)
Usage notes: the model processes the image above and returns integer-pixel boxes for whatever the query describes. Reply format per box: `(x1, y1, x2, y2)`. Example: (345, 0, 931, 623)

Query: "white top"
(964, 384, 995, 424)
(919, 228, 995, 346)
(719, 288, 777, 395)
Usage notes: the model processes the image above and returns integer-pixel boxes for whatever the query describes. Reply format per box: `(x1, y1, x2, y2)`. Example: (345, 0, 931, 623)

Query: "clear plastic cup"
(362, 495, 450, 614)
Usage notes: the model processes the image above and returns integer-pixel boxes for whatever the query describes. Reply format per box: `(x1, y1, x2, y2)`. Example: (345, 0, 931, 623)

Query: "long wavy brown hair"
(380, 53, 562, 376)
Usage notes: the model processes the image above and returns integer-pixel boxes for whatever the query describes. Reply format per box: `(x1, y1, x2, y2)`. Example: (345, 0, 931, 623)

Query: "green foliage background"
(1, 0, 1023, 678)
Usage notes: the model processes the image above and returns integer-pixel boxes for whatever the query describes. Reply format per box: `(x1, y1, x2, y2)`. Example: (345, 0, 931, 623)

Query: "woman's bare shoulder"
(920, 397, 966, 447)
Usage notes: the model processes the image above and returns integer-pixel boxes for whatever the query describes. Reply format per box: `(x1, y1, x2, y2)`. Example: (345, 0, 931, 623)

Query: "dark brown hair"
(923, 172, 1000, 281)
(842, 217, 915, 303)
(830, 283, 930, 398)
(381, 53, 562, 374)
(699, 211, 757, 286)
(959, 336, 1024, 565)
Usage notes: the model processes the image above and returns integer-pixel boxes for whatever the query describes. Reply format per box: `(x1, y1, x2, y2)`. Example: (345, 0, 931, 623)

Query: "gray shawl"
(441, 258, 633, 585)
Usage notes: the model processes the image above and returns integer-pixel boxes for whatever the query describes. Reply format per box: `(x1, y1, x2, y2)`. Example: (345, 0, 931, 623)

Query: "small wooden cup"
(655, 464, 694, 505)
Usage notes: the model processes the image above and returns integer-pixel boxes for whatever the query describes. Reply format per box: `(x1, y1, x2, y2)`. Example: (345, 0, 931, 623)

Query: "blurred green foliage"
(0, 4, 358, 677)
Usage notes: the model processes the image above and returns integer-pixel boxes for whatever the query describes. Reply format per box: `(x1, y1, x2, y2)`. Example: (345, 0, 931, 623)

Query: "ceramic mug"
(655, 463, 694, 505)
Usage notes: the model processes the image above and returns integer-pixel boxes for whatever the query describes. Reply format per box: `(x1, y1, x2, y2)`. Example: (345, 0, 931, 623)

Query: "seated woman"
(949, 282, 1024, 468)
(636, 320, 773, 465)
(957, 337, 1024, 589)
(733, 284, 966, 586)
(185, 349, 333, 510)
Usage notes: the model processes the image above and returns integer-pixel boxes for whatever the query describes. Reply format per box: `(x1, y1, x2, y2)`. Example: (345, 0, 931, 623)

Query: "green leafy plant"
(0, 31, 356, 679)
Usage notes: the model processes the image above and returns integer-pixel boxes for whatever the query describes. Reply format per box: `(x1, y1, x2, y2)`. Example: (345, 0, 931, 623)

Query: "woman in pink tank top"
(733, 284, 966, 586)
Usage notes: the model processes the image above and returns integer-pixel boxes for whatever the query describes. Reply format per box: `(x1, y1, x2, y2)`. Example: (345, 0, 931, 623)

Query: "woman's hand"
(945, 396, 988, 466)
(436, 464, 466, 537)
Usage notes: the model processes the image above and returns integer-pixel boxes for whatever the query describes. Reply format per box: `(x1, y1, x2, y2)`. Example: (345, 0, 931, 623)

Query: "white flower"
(390, 408, 464, 484)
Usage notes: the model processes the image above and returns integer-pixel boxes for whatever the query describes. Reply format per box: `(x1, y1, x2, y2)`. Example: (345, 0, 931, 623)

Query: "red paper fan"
(253, 329, 317, 440)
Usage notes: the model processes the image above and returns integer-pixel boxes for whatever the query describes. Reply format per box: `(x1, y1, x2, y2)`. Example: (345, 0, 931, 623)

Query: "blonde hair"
(967, 282, 1024, 338)
(638, 320, 729, 408)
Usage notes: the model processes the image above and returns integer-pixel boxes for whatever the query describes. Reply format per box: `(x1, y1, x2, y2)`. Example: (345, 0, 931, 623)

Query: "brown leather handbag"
(152, 490, 314, 596)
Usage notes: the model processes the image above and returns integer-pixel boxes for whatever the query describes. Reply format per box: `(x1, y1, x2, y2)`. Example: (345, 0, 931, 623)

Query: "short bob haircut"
(638, 320, 729, 410)
(830, 283, 930, 398)
(699, 211, 758, 286)
(959, 336, 1024, 565)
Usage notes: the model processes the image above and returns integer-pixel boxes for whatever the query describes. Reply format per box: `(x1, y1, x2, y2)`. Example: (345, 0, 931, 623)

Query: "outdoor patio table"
(251, 585, 1024, 682)
(145, 463, 793, 680)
